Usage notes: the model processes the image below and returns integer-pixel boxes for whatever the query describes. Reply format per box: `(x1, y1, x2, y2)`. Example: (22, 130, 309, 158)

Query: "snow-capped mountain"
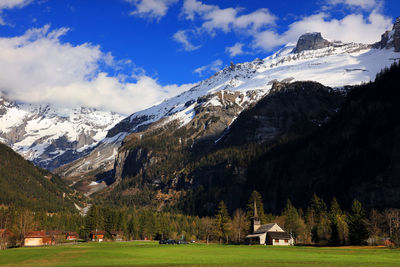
(3, 18, 398, 182)
(107, 33, 398, 142)
(0, 96, 124, 170)
(58, 25, 400, 182)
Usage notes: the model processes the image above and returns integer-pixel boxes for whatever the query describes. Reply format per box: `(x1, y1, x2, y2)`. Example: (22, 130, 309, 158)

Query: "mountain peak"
(292, 32, 331, 53)
(394, 16, 400, 29)
(374, 16, 400, 52)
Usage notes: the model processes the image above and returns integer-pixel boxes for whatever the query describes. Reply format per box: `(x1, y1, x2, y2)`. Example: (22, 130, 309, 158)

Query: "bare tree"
(385, 209, 400, 246)
(200, 217, 217, 245)
(230, 209, 248, 243)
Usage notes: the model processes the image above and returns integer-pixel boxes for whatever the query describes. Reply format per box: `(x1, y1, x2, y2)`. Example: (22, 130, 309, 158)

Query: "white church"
(245, 202, 294, 246)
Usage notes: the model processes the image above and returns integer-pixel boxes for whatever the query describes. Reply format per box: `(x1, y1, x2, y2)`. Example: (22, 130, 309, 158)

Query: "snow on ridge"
(123, 43, 398, 140)
(0, 99, 125, 168)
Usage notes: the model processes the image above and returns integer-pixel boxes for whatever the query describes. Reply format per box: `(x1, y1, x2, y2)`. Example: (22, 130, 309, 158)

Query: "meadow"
(0, 242, 399, 267)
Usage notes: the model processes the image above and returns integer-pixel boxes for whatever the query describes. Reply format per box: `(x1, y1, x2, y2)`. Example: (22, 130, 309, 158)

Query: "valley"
(2, 20, 400, 216)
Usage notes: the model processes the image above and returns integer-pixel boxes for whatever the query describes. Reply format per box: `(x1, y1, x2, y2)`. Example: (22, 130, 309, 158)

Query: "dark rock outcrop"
(292, 32, 332, 53)
(374, 17, 400, 52)
(393, 17, 400, 52)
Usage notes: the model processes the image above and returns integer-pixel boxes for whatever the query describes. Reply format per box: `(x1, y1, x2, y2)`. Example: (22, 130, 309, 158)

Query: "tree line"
(1, 191, 399, 249)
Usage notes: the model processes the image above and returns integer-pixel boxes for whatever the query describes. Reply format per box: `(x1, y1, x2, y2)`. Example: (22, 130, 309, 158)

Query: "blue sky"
(0, 0, 399, 114)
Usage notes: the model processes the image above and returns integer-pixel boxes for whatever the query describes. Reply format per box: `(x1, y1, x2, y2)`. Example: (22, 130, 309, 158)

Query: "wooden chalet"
(245, 201, 294, 246)
(90, 230, 105, 242)
(66, 232, 79, 241)
(24, 231, 55, 247)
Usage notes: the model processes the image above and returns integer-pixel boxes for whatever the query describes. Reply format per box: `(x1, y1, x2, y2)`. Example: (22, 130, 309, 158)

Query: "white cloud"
(253, 11, 392, 51)
(325, 0, 378, 11)
(0, 0, 32, 25)
(180, 0, 277, 35)
(173, 30, 201, 51)
(225, 42, 245, 57)
(0, 25, 194, 115)
(193, 59, 223, 76)
(125, 0, 178, 21)
(0, 0, 31, 9)
(178, 0, 392, 54)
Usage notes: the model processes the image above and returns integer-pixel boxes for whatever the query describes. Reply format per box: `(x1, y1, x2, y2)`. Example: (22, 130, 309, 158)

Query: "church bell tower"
(252, 200, 261, 232)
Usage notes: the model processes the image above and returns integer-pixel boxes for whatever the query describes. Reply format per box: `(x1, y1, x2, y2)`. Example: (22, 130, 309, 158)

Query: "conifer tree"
(329, 198, 341, 245)
(246, 191, 267, 225)
(348, 200, 369, 245)
(215, 201, 230, 244)
(307, 195, 331, 244)
(282, 199, 305, 242)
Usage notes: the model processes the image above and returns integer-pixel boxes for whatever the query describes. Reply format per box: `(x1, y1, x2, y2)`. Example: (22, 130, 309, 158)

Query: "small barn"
(90, 230, 105, 242)
(24, 231, 55, 247)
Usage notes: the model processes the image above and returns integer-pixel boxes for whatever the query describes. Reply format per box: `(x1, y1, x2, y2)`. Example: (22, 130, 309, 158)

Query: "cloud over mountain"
(0, 25, 194, 114)
(174, 0, 392, 53)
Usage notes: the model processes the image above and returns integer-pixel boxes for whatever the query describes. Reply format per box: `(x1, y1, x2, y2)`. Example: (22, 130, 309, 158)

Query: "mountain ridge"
(0, 141, 84, 211)
(57, 25, 399, 185)
(1, 20, 400, 201)
(0, 95, 124, 170)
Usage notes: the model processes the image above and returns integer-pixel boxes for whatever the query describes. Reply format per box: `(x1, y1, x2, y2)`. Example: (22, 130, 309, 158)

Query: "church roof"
(254, 223, 277, 234)
(267, 231, 292, 240)
(245, 233, 264, 238)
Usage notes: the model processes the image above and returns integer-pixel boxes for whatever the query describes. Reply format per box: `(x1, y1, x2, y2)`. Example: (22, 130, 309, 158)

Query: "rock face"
(374, 17, 400, 52)
(393, 17, 400, 52)
(112, 89, 264, 183)
(292, 32, 332, 53)
(218, 81, 346, 147)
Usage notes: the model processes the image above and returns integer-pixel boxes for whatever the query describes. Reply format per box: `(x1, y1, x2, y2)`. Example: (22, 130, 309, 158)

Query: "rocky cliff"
(374, 17, 400, 52)
(292, 32, 332, 53)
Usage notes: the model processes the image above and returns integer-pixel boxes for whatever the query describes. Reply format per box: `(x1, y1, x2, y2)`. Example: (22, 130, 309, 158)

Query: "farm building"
(90, 230, 105, 242)
(0, 229, 13, 249)
(109, 231, 124, 241)
(245, 202, 294, 246)
(66, 232, 79, 241)
(24, 231, 55, 247)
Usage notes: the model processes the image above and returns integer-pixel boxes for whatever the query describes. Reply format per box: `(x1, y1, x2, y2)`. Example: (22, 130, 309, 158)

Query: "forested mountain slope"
(99, 81, 346, 213)
(0, 142, 83, 212)
(246, 63, 400, 212)
(100, 64, 400, 216)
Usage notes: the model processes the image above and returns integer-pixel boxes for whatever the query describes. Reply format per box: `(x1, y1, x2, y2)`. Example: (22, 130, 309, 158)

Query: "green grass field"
(0, 242, 399, 267)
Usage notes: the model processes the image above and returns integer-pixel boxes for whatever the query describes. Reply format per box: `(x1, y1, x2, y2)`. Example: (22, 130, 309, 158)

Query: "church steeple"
(253, 200, 261, 232)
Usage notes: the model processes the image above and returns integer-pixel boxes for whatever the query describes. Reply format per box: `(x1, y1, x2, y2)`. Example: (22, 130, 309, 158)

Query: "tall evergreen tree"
(329, 197, 342, 246)
(246, 191, 267, 225)
(348, 200, 369, 245)
(215, 201, 230, 244)
(282, 199, 305, 242)
(307, 195, 330, 244)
